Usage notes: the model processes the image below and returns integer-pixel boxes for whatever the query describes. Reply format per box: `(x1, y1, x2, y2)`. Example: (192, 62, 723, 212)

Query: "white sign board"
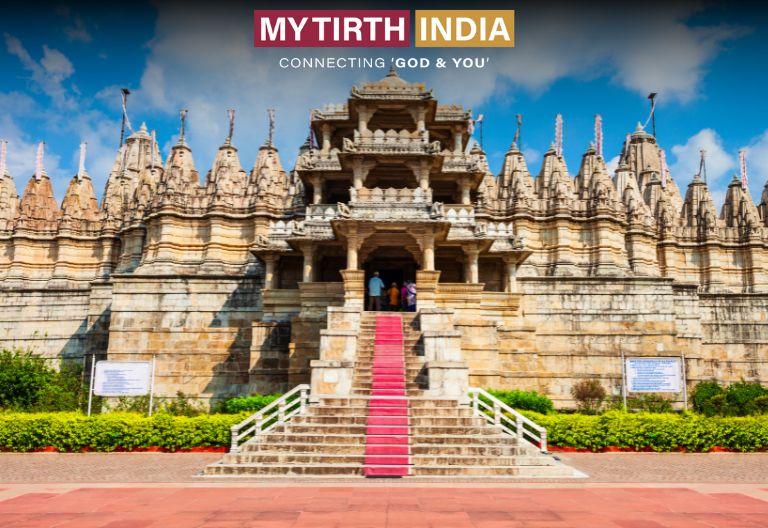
(625, 357, 682, 393)
(94, 361, 152, 396)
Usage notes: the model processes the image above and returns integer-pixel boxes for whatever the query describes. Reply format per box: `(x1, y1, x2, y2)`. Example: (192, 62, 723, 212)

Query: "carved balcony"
(347, 187, 433, 221)
(444, 205, 475, 226)
(295, 150, 342, 172)
(342, 129, 441, 156)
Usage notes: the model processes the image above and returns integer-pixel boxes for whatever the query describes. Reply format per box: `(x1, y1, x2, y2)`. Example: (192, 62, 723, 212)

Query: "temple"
(1, 69, 767, 407)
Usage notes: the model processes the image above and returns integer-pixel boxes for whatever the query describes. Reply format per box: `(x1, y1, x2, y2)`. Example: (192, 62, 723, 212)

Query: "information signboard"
(625, 357, 682, 393)
(94, 361, 152, 396)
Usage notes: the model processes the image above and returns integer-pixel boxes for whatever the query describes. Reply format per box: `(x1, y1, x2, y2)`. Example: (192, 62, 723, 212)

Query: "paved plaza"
(0, 453, 767, 527)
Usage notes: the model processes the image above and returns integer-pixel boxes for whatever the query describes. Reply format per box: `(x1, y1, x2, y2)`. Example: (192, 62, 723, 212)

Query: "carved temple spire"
(18, 145, 59, 231)
(206, 111, 247, 207)
(497, 141, 535, 212)
(60, 142, 99, 224)
(721, 174, 761, 231)
(0, 140, 20, 231)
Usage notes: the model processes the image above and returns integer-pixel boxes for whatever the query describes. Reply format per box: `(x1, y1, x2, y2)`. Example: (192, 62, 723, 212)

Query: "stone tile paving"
(1, 452, 767, 527)
(0, 486, 767, 527)
(2, 453, 768, 484)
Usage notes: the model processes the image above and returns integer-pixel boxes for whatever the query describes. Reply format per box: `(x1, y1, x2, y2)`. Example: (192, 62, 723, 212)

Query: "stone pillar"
(422, 233, 435, 271)
(321, 124, 332, 154)
(263, 254, 278, 289)
(346, 237, 359, 270)
(351, 158, 374, 189)
(309, 175, 323, 204)
(357, 105, 371, 134)
(504, 258, 517, 292)
(453, 126, 463, 154)
(460, 177, 471, 205)
(300, 243, 314, 282)
(464, 246, 479, 283)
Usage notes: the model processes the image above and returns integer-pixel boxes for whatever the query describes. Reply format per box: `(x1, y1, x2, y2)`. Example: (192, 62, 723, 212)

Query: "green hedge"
(0, 412, 246, 452)
(525, 410, 768, 452)
(215, 394, 282, 414)
(486, 389, 554, 414)
(3, 410, 768, 453)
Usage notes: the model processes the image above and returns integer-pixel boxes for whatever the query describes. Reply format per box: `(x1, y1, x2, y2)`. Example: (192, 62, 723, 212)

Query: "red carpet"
(363, 314, 410, 477)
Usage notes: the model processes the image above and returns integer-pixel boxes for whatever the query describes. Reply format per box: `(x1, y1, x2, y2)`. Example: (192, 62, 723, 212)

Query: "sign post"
(148, 356, 157, 417)
(87, 354, 96, 416)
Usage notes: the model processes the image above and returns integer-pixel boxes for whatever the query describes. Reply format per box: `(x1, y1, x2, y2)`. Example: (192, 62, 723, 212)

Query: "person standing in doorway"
(388, 282, 400, 311)
(400, 281, 409, 310)
(368, 271, 385, 311)
(406, 281, 417, 312)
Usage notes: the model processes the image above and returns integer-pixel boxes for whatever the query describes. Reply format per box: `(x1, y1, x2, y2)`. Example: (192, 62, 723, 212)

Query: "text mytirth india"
(253, 10, 515, 48)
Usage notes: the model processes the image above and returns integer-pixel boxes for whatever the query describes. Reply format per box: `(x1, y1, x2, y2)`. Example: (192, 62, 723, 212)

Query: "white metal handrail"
(229, 384, 310, 453)
(467, 387, 548, 453)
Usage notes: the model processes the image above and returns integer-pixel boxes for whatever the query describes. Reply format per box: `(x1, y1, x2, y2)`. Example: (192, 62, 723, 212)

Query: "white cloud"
(669, 129, 735, 187)
(605, 155, 620, 175)
(64, 16, 93, 44)
(129, 2, 745, 177)
(4, 34, 75, 108)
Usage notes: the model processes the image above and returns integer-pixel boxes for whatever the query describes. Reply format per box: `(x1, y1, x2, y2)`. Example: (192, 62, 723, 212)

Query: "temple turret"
(681, 174, 719, 234)
(537, 144, 573, 210)
(0, 146, 20, 231)
(60, 171, 100, 224)
(156, 137, 201, 209)
(250, 142, 290, 211)
(17, 144, 59, 232)
(101, 123, 158, 225)
(206, 114, 248, 208)
(497, 142, 535, 213)
(721, 175, 761, 231)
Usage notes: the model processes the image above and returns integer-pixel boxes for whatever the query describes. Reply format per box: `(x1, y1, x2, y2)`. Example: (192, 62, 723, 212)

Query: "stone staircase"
(203, 312, 577, 478)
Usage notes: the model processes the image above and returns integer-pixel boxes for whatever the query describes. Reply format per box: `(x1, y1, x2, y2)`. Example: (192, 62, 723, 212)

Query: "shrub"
(627, 394, 673, 414)
(486, 389, 554, 415)
(692, 381, 724, 416)
(0, 412, 246, 452)
(0, 349, 87, 412)
(725, 382, 768, 416)
(570, 380, 606, 414)
(692, 381, 768, 417)
(110, 391, 207, 416)
(523, 410, 768, 452)
(215, 394, 282, 414)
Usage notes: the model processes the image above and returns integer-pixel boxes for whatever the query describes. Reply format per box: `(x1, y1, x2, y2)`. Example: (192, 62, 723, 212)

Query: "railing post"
(230, 426, 240, 453)
(541, 429, 548, 453)
(493, 401, 501, 426)
(516, 415, 524, 441)
(278, 403, 286, 424)
(300, 388, 307, 414)
(472, 392, 479, 415)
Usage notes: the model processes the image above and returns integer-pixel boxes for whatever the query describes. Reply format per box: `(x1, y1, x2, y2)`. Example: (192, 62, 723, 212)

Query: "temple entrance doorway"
(363, 246, 418, 311)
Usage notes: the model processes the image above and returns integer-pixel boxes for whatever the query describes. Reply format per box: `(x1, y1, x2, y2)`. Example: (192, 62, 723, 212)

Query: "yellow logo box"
(415, 10, 515, 48)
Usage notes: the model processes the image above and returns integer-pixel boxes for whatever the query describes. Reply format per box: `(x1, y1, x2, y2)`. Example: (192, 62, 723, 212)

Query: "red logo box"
(254, 10, 411, 48)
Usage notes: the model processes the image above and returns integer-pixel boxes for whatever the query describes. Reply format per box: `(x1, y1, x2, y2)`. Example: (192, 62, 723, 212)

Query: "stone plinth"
(341, 269, 365, 308)
(415, 270, 440, 309)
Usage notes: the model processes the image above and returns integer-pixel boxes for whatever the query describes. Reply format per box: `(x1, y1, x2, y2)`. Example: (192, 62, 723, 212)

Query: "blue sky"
(2, 1, 768, 209)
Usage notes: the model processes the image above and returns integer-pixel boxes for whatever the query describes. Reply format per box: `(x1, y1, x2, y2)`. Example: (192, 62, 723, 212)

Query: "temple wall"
(0, 287, 94, 360)
(105, 275, 264, 402)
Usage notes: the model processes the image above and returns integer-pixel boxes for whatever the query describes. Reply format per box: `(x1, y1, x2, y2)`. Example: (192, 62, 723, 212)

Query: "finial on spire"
(387, 64, 398, 77)
(267, 107, 276, 148)
(739, 149, 748, 190)
(698, 149, 707, 184)
(225, 109, 235, 146)
(512, 113, 522, 148)
(0, 140, 7, 178)
(77, 141, 87, 180)
(35, 141, 45, 181)
(179, 109, 188, 146)
(594, 114, 603, 158)
(659, 149, 667, 189)
(554, 114, 563, 157)
(150, 130, 156, 172)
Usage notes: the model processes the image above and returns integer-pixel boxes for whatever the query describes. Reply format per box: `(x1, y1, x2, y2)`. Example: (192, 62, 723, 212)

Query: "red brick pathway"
(1, 486, 767, 527)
